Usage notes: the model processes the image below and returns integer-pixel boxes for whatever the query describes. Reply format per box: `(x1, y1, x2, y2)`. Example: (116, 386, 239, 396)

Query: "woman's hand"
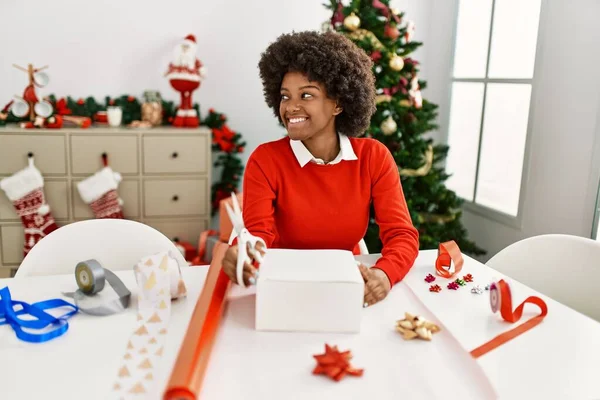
(222, 242, 266, 286)
(358, 264, 392, 307)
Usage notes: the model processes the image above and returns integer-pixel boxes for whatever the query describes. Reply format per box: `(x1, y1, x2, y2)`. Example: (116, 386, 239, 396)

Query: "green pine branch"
(32, 93, 247, 218)
(324, 2, 486, 256)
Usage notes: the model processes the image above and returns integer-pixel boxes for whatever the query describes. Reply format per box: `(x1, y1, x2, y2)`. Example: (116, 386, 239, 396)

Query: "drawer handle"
(172, 195, 179, 201)
(171, 152, 179, 159)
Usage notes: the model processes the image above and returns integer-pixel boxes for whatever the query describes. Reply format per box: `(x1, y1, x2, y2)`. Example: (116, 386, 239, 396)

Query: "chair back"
(15, 219, 187, 278)
(486, 234, 600, 321)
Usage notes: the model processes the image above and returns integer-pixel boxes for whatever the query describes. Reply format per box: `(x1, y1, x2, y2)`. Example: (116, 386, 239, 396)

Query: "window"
(445, 0, 542, 219)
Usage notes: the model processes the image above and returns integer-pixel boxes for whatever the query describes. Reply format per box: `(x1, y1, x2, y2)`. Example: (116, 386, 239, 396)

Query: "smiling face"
(279, 71, 342, 141)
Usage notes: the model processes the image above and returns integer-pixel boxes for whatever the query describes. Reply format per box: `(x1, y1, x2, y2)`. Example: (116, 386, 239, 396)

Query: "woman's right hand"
(222, 242, 265, 286)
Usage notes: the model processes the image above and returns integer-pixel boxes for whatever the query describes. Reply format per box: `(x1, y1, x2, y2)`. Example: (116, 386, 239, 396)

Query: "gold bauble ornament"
(389, 54, 404, 71)
(344, 13, 361, 31)
(375, 94, 392, 104)
(381, 116, 397, 135)
(399, 99, 412, 107)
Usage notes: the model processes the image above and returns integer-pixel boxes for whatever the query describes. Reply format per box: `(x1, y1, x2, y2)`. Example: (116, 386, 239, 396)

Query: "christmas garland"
(0, 94, 245, 216)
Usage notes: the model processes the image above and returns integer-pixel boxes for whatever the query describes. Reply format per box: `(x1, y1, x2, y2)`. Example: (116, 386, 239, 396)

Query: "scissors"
(224, 193, 267, 287)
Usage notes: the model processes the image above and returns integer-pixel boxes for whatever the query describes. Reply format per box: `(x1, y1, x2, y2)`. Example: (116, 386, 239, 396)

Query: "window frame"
(588, 98, 600, 240)
(442, 0, 547, 229)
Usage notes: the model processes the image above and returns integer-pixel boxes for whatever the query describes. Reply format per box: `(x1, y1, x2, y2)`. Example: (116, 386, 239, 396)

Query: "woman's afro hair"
(258, 30, 377, 137)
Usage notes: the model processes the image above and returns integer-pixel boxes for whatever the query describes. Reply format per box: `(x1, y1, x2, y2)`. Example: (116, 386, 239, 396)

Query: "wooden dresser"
(0, 126, 212, 276)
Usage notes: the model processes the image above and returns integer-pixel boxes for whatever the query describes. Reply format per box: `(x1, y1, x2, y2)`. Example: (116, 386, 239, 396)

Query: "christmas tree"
(324, 0, 485, 256)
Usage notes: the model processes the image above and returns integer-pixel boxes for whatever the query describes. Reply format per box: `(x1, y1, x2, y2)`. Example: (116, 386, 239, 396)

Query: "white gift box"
(255, 249, 364, 333)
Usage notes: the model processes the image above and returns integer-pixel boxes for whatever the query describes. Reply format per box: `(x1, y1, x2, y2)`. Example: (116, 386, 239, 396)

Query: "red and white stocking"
(0, 158, 59, 256)
(77, 161, 124, 219)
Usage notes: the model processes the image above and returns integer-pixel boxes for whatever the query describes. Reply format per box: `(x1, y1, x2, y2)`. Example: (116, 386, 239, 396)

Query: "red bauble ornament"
(384, 24, 400, 40)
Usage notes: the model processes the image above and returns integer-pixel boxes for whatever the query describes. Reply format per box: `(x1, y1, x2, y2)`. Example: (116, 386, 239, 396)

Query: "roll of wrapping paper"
(63, 259, 131, 316)
(470, 279, 548, 358)
(163, 242, 231, 400)
(112, 251, 187, 398)
(435, 240, 463, 278)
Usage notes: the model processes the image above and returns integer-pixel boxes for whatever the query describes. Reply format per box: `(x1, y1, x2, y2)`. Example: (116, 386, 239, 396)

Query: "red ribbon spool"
(435, 240, 464, 279)
(470, 279, 548, 358)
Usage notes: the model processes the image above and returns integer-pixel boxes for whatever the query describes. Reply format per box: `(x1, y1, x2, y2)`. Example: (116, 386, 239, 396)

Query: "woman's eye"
(280, 94, 289, 101)
(302, 93, 313, 99)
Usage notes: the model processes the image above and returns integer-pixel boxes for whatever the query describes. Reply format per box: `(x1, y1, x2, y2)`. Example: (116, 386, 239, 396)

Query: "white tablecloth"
(0, 251, 599, 399)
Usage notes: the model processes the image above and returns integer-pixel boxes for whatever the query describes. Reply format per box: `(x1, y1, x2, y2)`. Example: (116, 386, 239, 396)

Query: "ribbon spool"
(435, 240, 463, 278)
(63, 259, 131, 316)
(470, 279, 548, 358)
(0, 286, 78, 343)
(112, 251, 188, 398)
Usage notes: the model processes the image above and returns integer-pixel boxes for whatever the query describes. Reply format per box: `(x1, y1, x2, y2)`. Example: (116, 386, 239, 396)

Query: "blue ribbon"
(0, 286, 79, 343)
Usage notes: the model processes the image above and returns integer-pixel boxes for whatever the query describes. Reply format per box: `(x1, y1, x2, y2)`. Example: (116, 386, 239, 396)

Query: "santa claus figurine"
(165, 34, 206, 127)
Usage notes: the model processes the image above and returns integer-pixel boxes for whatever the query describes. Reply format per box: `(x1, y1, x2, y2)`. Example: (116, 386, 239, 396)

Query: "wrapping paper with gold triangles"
(112, 251, 187, 399)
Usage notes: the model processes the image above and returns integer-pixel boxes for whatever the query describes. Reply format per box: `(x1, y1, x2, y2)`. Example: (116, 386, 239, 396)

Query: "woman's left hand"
(358, 264, 392, 307)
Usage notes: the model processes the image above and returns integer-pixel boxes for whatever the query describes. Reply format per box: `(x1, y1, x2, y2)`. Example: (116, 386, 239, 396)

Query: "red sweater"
(241, 136, 419, 285)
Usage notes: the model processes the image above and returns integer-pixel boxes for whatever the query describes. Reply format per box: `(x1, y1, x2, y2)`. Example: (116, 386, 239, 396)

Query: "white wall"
(426, 0, 600, 261)
(5, 0, 598, 256)
(0, 0, 431, 163)
(0, 0, 327, 161)
(0, 0, 433, 228)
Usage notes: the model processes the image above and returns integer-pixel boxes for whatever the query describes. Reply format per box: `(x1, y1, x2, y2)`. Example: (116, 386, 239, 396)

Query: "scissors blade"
(230, 193, 242, 218)
(224, 202, 241, 234)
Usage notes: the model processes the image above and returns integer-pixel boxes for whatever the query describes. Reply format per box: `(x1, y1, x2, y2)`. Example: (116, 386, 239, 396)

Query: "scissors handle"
(236, 230, 266, 288)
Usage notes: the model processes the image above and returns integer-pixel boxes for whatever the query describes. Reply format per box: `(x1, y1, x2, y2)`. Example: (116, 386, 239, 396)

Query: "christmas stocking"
(77, 164, 125, 219)
(0, 158, 59, 256)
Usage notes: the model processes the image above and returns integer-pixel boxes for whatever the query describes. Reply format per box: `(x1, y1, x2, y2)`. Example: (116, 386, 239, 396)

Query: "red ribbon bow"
(331, 1, 344, 26)
(212, 125, 236, 153)
(372, 0, 400, 23)
(382, 77, 408, 96)
(429, 284, 441, 293)
(54, 98, 72, 115)
(313, 344, 363, 382)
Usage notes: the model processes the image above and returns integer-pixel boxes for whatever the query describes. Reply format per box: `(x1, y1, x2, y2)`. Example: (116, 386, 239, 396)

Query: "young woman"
(222, 30, 419, 307)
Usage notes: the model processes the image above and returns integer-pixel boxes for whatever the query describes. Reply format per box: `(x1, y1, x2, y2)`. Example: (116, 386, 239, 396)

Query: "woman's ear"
(333, 104, 343, 116)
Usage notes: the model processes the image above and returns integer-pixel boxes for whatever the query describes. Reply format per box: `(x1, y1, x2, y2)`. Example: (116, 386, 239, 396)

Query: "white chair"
(15, 219, 188, 278)
(486, 234, 600, 322)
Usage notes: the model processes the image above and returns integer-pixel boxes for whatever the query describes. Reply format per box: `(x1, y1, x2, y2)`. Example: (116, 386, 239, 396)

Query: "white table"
(1, 251, 599, 399)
